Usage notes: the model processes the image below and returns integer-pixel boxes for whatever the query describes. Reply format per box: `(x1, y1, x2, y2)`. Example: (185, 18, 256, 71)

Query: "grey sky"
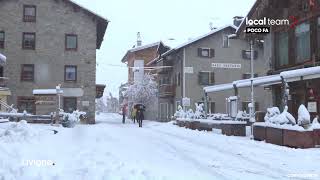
(74, 0, 255, 97)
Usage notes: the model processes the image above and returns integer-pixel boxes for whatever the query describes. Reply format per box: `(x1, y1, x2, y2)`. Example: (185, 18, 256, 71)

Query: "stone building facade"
(0, 0, 108, 123)
(151, 25, 273, 121)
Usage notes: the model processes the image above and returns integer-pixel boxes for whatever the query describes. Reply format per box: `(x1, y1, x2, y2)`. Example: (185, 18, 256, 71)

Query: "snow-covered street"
(1, 113, 320, 180)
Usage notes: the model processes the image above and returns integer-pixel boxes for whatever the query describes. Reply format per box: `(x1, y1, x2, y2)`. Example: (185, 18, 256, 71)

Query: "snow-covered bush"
(194, 103, 205, 119)
(186, 109, 194, 119)
(297, 104, 311, 126)
(174, 105, 186, 118)
(265, 106, 296, 125)
(60, 110, 86, 128)
(311, 116, 320, 129)
(208, 113, 230, 120)
(264, 107, 280, 122)
(235, 111, 249, 121)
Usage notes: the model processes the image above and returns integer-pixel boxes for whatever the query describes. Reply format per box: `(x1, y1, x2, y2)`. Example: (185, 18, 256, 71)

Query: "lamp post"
(250, 40, 255, 122)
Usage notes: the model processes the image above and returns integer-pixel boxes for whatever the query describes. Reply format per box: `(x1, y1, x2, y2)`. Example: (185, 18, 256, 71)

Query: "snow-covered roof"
(0, 53, 6, 64)
(67, 0, 109, 22)
(33, 89, 63, 95)
(121, 41, 166, 63)
(129, 42, 162, 53)
(233, 75, 282, 88)
(203, 83, 234, 93)
(280, 66, 320, 79)
(161, 25, 237, 58)
(204, 66, 320, 93)
(64, 0, 109, 49)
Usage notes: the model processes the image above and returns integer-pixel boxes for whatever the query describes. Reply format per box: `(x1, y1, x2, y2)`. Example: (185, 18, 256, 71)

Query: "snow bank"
(0, 120, 38, 142)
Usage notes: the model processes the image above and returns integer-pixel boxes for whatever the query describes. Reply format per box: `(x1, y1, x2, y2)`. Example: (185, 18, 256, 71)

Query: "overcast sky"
(73, 0, 255, 97)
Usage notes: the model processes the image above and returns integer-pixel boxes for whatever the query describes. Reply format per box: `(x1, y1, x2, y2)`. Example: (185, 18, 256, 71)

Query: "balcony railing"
(0, 77, 8, 87)
(159, 84, 175, 98)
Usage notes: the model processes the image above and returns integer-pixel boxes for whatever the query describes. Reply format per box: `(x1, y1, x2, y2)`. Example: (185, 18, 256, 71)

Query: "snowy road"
(1, 113, 320, 180)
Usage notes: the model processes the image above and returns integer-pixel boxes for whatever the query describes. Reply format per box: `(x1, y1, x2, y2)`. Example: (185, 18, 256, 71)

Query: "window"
(63, 97, 77, 113)
(242, 50, 258, 60)
(198, 72, 215, 85)
(22, 32, 35, 50)
(242, 73, 258, 79)
(0, 31, 4, 49)
(275, 32, 289, 67)
(295, 22, 310, 63)
(223, 35, 229, 48)
(21, 64, 34, 81)
(23, 5, 36, 22)
(198, 48, 214, 58)
(17, 97, 35, 114)
(65, 34, 78, 50)
(65, 65, 77, 81)
(242, 101, 259, 113)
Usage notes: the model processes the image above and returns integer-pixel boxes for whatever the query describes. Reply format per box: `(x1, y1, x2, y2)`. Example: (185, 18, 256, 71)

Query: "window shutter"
(210, 72, 215, 84)
(198, 48, 202, 57)
(210, 49, 215, 58)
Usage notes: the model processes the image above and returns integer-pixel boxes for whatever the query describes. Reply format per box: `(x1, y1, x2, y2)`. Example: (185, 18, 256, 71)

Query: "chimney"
(233, 16, 244, 27)
(137, 32, 142, 47)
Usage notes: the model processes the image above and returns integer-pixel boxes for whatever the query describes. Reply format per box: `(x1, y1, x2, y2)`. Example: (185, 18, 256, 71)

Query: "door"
(160, 103, 168, 121)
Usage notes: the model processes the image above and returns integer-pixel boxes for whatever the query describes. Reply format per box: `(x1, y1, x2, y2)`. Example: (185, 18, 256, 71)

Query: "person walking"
(135, 104, 145, 128)
(131, 107, 137, 124)
(122, 105, 127, 124)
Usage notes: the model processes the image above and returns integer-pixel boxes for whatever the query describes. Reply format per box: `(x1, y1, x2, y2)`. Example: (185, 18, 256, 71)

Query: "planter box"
(210, 124, 222, 129)
(283, 129, 314, 149)
(221, 124, 246, 136)
(184, 121, 191, 129)
(266, 127, 283, 146)
(197, 123, 212, 131)
(313, 129, 320, 146)
(253, 125, 266, 141)
(190, 121, 200, 130)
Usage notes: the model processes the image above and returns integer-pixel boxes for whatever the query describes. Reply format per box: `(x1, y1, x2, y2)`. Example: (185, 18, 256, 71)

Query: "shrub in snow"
(266, 106, 296, 125)
(208, 113, 230, 120)
(235, 111, 249, 121)
(186, 109, 194, 119)
(174, 105, 185, 118)
(194, 103, 205, 119)
(61, 110, 86, 128)
(297, 104, 310, 126)
(264, 107, 280, 122)
(311, 116, 320, 129)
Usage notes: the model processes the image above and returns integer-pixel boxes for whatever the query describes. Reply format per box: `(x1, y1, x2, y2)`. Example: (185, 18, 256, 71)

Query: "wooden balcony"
(159, 84, 175, 98)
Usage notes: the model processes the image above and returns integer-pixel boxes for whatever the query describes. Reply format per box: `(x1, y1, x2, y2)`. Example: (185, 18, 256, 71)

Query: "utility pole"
(250, 40, 255, 122)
